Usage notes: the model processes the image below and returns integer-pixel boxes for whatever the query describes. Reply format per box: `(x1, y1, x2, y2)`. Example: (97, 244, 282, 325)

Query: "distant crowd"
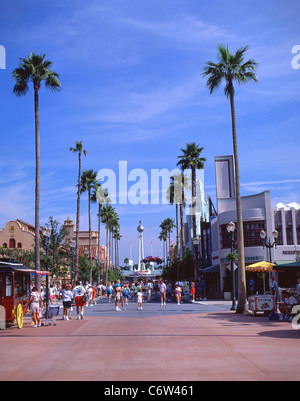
(29, 277, 209, 324)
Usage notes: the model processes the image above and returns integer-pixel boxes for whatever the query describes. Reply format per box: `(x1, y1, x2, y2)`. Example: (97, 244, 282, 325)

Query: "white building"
(210, 155, 300, 293)
(184, 168, 211, 257)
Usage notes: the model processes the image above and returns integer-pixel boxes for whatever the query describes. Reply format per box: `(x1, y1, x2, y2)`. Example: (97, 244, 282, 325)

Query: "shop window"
(286, 227, 293, 245)
(220, 221, 266, 249)
(15, 274, 27, 297)
(297, 227, 300, 245)
(5, 274, 12, 297)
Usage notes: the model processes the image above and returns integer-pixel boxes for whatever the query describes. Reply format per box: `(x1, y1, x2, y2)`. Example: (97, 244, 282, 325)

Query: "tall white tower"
(137, 221, 145, 270)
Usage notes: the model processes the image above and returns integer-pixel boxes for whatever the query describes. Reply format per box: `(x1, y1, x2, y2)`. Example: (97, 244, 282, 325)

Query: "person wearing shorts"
(175, 284, 182, 305)
(114, 280, 122, 311)
(72, 281, 87, 320)
(123, 285, 130, 306)
(107, 283, 113, 302)
(190, 281, 196, 302)
(159, 279, 166, 306)
(62, 284, 73, 321)
(29, 287, 43, 327)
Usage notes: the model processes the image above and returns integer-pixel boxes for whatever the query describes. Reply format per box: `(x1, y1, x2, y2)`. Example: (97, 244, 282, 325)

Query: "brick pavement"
(0, 307, 300, 382)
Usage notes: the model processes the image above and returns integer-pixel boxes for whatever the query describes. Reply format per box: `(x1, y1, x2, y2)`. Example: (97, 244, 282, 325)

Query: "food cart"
(0, 259, 51, 329)
(246, 261, 276, 316)
(248, 294, 276, 316)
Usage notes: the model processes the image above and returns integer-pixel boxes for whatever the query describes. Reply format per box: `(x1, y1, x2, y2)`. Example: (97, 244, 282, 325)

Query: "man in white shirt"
(72, 281, 87, 320)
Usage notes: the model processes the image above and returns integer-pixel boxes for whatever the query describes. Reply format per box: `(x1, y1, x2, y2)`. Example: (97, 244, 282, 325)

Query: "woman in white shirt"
(62, 284, 73, 321)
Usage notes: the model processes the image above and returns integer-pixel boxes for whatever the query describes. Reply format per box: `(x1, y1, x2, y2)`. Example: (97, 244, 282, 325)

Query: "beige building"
(63, 217, 106, 263)
(0, 219, 36, 251)
(0, 218, 106, 265)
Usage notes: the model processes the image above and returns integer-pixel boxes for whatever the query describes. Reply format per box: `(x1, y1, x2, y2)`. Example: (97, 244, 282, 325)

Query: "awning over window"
(199, 265, 220, 274)
(274, 261, 300, 269)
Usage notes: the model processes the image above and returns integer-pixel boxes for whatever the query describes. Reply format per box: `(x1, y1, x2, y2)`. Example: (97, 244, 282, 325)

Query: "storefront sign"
(221, 256, 263, 263)
(282, 250, 300, 255)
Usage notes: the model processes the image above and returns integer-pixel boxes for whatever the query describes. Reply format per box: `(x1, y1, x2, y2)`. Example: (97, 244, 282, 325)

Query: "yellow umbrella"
(246, 261, 275, 273)
(246, 261, 275, 294)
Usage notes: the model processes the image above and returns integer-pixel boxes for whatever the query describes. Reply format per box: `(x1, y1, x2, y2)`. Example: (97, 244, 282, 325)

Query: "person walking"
(29, 286, 43, 327)
(114, 279, 122, 311)
(190, 281, 196, 303)
(175, 283, 182, 305)
(107, 282, 113, 302)
(270, 276, 279, 305)
(159, 279, 167, 306)
(62, 284, 73, 321)
(123, 284, 130, 306)
(137, 288, 144, 310)
(49, 284, 56, 305)
(72, 281, 87, 320)
(133, 282, 139, 302)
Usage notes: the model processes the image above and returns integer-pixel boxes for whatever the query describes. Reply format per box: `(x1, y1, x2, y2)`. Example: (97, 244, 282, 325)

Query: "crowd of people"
(28, 278, 208, 325)
(96, 278, 208, 311)
(28, 276, 300, 326)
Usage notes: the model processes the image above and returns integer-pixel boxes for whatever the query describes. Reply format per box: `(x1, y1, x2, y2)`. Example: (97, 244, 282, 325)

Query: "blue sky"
(0, 0, 299, 264)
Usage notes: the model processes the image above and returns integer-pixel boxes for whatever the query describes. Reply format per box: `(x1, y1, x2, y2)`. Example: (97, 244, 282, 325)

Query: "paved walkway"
(0, 302, 300, 381)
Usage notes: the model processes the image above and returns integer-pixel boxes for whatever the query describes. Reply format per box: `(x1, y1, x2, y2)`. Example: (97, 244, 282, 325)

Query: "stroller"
(41, 302, 60, 326)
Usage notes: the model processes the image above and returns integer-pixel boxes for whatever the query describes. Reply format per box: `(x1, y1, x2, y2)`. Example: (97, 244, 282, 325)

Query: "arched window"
(17, 243, 22, 249)
(3, 243, 7, 248)
(9, 238, 16, 249)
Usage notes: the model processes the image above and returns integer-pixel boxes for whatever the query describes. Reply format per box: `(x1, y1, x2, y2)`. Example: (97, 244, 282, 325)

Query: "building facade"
(0, 219, 36, 251)
(210, 155, 300, 293)
(63, 217, 106, 264)
(0, 217, 107, 265)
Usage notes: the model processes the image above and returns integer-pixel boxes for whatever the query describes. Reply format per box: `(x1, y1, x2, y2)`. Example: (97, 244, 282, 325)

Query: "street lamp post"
(193, 236, 201, 282)
(69, 240, 76, 286)
(260, 229, 278, 263)
(227, 221, 237, 311)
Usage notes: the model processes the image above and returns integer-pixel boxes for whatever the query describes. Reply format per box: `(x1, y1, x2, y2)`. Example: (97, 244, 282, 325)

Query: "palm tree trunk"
(180, 190, 185, 258)
(74, 152, 81, 282)
(176, 204, 179, 259)
(192, 167, 198, 282)
(34, 86, 41, 289)
(105, 225, 109, 285)
(88, 188, 92, 283)
(97, 204, 101, 283)
(165, 233, 168, 267)
(229, 87, 247, 313)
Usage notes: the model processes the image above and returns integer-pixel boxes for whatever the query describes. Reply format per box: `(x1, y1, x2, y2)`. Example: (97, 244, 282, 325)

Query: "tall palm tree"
(203, 45, 258, 313)
(69, 141, 87, 282)
(109, 212, 120, 268)
(12, 53, 61, 286)
(91, 184, 111, 279)
(168, 173, 190, 260)
(167, 174, 182, 260)
(158, 230, 167, 267)
(160, 218, 176, 266)
(81, 169, 99, 283)
(177, 143, 206, 282)
(101, 203, 115, 285)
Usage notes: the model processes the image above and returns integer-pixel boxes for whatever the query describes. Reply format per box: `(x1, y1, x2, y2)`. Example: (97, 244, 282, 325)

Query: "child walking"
(137, 289, 144, 311)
